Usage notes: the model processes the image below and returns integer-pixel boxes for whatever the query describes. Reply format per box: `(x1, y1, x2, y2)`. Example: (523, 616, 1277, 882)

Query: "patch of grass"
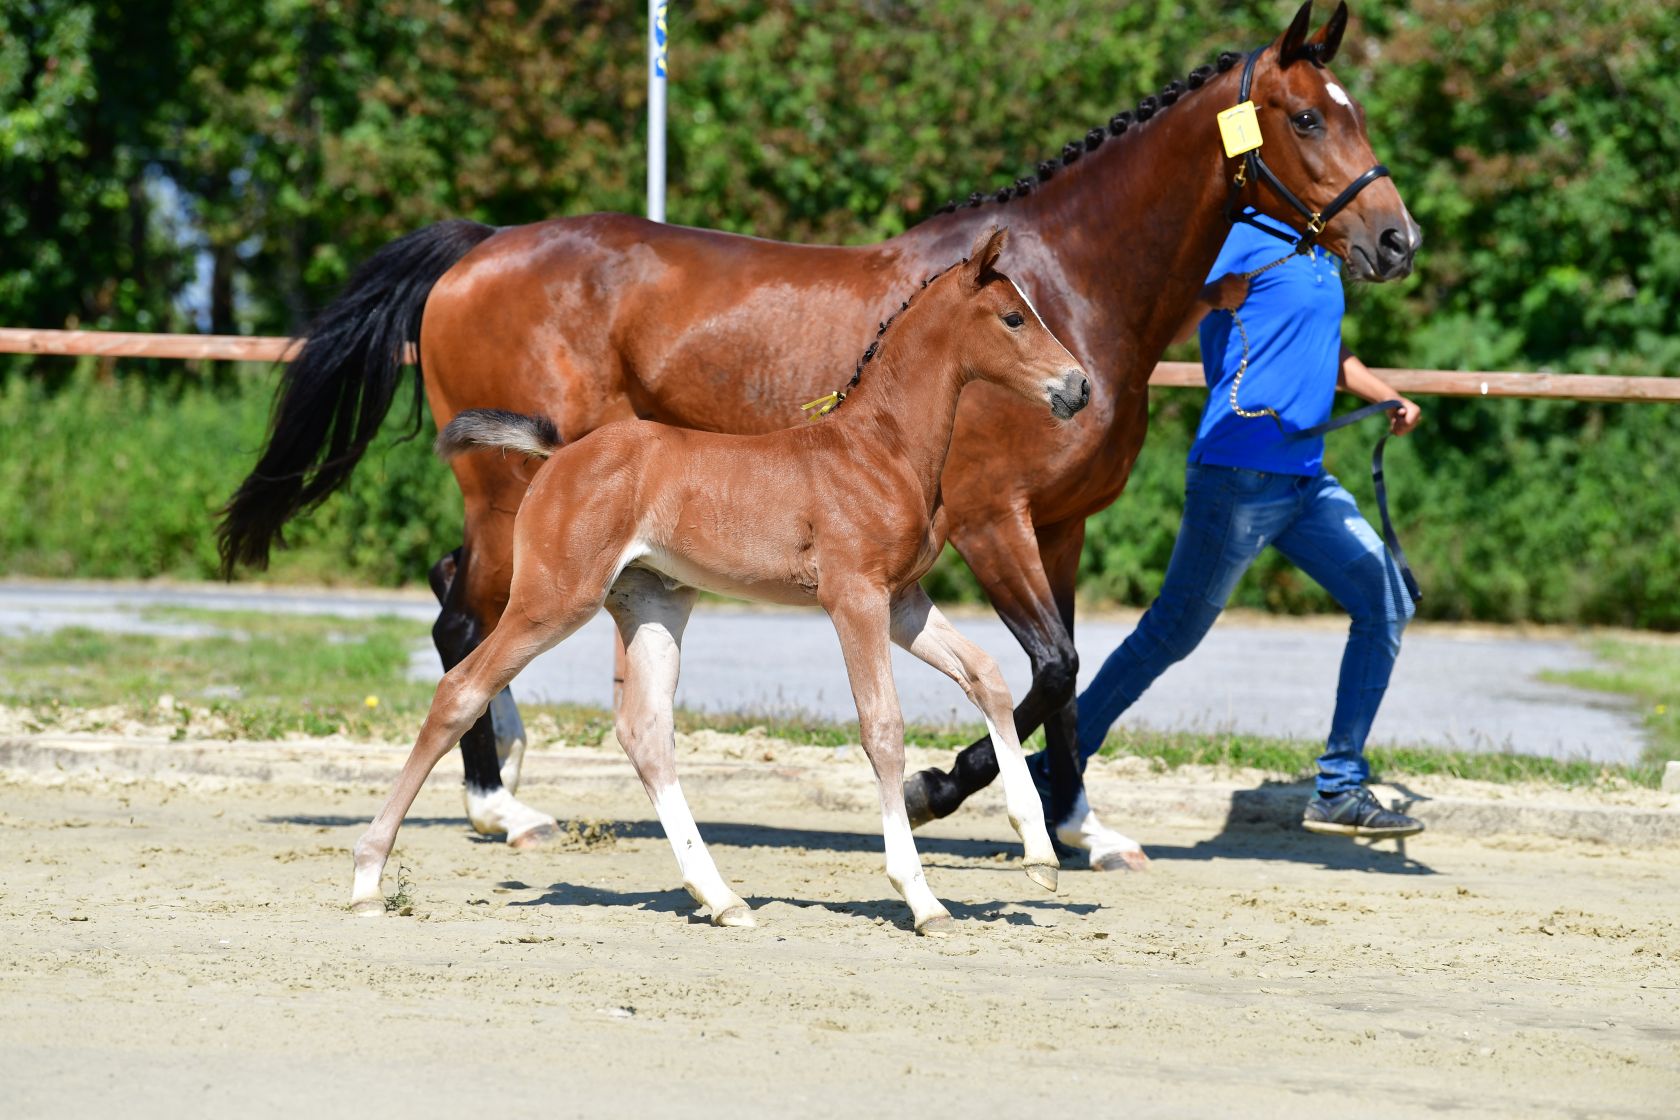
(1542, 638, 1680, 772)
(1092, 727, 1662, 789)
(384, 863, 415, 916)
(0, 608, 439, 741)
(0, 606, 1660, 789)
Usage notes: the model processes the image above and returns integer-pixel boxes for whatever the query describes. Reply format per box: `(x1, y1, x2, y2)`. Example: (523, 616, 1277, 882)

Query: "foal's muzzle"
(1048, 370, 1091, 420)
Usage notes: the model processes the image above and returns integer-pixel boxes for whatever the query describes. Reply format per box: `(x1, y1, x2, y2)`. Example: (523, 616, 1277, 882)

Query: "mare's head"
(1238, 1, 1420, 280)
(937, 227, 1090, 420)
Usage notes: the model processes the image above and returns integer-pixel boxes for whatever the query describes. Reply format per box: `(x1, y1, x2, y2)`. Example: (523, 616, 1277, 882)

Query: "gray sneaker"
(1302, 787, 1424, 839)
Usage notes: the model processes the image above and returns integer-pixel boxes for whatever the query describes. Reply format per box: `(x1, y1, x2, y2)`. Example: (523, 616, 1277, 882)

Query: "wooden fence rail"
(4, 327, 1679, 404)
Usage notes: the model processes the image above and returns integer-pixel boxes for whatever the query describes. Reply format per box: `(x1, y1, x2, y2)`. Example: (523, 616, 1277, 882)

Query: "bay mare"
(351, 230, 1083, 935)
(222, 2, 1419, 869)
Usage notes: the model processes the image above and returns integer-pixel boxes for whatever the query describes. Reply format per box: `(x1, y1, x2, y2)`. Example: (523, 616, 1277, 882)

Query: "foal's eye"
(1002, 311, 1025, 329)
(1292, 109, 1323, 133)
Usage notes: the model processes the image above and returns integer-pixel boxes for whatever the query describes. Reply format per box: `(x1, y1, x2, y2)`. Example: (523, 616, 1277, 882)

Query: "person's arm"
(1338, 344, 1421, 435)
(1170, 273, 1251, 344)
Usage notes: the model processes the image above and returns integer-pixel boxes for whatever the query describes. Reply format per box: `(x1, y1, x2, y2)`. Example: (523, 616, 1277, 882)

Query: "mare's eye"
(1292, 110, 1323, 132)
(1002, 311, 1025, 328)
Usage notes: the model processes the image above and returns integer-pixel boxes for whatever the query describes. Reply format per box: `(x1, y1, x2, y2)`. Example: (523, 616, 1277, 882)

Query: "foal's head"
(937, 227, 1091, 421)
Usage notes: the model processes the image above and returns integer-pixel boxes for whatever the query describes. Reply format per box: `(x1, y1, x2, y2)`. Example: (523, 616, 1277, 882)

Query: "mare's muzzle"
(1048, 370, 1091, 420)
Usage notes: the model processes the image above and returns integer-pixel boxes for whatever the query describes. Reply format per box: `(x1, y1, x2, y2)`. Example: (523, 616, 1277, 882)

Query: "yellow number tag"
(1217, 101, 1263, 158)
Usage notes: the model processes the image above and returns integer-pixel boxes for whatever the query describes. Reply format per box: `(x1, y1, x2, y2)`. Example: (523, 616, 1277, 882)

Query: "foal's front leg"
(824, 588, 952, 936)
(889, 587, 1059, 892)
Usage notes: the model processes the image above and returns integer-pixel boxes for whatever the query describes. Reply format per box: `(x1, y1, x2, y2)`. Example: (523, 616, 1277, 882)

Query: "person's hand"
(1200, 273, 1251, 311)
(1389, 396, 1422, 436)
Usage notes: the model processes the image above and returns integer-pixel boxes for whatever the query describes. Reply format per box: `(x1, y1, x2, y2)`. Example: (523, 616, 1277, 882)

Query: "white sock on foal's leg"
(984, 716, 1061, 891)
(649, 783, 752, 926)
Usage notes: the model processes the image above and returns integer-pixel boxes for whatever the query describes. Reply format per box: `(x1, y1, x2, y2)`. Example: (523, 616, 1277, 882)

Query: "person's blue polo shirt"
(1190, 213, 1345, 476)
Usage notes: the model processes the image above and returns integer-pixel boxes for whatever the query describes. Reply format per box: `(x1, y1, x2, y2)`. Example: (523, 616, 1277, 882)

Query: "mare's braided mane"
(928, 50, 1242, 218)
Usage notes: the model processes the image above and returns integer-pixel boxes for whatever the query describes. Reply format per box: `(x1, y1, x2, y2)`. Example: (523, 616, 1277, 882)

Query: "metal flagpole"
(647, 0, 668, 223)
(617, 1, 669, 712)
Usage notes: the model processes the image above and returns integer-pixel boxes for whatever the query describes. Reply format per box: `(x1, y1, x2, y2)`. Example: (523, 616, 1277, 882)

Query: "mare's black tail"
(217, 219, 497, 576)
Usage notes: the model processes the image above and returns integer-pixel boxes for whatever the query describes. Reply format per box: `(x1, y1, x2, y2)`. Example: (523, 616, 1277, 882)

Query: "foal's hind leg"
(824, 586, 952, 935)
(605, 569, 751, 927)
(429, 543, 559, 848)
(889, 587, 1059, 891)
(350, 591, 596, 914)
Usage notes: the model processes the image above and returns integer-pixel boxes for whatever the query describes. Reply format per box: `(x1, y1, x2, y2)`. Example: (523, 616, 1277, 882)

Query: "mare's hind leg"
(430, 541, 559, 849)
(889, 587, 1058, 891)
(351, 588, 596, 913)
(431, 549, 527, 792)
(823, 584, 951, 935)
(605, 569, 751, 927)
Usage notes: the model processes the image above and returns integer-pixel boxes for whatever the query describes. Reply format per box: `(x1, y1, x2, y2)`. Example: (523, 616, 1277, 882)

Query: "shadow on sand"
(1141, 778, 1437, 876)
(268, 777, 1437, 876)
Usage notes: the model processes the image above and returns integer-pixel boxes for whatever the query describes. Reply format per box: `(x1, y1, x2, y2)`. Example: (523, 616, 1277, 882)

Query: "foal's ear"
(965, 226, 1009, 287)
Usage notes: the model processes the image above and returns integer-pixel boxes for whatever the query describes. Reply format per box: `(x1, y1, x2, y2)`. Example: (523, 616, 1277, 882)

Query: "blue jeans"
(1030, 464, 1414, 796)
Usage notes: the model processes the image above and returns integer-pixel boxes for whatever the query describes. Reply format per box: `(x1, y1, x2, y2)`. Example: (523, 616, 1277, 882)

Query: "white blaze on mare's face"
(1326, 82, 1353, 111)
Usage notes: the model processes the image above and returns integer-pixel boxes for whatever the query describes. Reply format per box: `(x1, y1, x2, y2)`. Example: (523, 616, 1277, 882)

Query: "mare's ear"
(1278, 1, 1314, 68)
(965, 226, 1009, 288)
(1306, 2, 1349, 65)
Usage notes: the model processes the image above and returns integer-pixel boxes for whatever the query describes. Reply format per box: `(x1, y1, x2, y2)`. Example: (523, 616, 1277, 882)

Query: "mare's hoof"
(1090, 847, 1149, 873)
(1024, 861, 1060, 893)
(349, 898, 385, 917)
(507, 821, 561, 850)
(712, 904, 756, 928)
(903, 773, 936, 830)
(915, 914, 957, 938)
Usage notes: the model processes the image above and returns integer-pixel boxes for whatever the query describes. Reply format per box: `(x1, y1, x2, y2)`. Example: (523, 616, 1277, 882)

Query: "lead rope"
(1224, 250, 1297, 422)
(1220, 251, 1423, 605)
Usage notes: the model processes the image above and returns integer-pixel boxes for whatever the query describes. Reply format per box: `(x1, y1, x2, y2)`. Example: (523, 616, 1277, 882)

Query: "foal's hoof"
(712, 904, 756, 928)
(1024, 861, 1060, 893)
(349, 898, 385, 917)
(1090, 847, 1149, 873)
(915, 914, 957, 938)
(507, 821, 562, 850)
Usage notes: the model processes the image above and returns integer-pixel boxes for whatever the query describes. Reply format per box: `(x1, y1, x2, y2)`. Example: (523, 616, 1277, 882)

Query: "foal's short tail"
(435, 409, 563, 462)
(216, 218, 497, 577)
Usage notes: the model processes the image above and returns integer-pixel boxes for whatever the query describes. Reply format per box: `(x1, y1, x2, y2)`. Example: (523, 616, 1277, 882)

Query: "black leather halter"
(1224, 46, 1390, 254)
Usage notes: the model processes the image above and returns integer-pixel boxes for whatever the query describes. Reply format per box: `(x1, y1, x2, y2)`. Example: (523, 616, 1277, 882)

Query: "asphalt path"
(0, 580, 1647, 764)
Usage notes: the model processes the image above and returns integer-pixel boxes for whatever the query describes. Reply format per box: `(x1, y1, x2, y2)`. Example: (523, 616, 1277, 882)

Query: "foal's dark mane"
(815, 256, 967, 417)
(927, 50, 1242, 218)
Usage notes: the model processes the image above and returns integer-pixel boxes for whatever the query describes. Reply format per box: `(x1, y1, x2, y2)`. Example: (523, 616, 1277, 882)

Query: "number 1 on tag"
(1217, 101, 1263, 158)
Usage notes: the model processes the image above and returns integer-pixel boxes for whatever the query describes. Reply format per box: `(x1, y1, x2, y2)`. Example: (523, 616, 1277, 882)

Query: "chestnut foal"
(349, 229, 1088, 934)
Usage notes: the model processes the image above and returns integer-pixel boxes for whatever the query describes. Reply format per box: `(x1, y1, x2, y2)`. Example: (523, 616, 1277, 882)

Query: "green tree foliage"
(2, 1, 1678, 627)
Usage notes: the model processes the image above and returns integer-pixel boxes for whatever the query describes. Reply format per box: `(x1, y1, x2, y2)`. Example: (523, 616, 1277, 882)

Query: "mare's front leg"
(604, 569, 751, 927)
(889, 586, 1058, 891)
(823, 585, 952, 936)
(429, 533, 559, 849)
(904, 512, 1145, 872)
